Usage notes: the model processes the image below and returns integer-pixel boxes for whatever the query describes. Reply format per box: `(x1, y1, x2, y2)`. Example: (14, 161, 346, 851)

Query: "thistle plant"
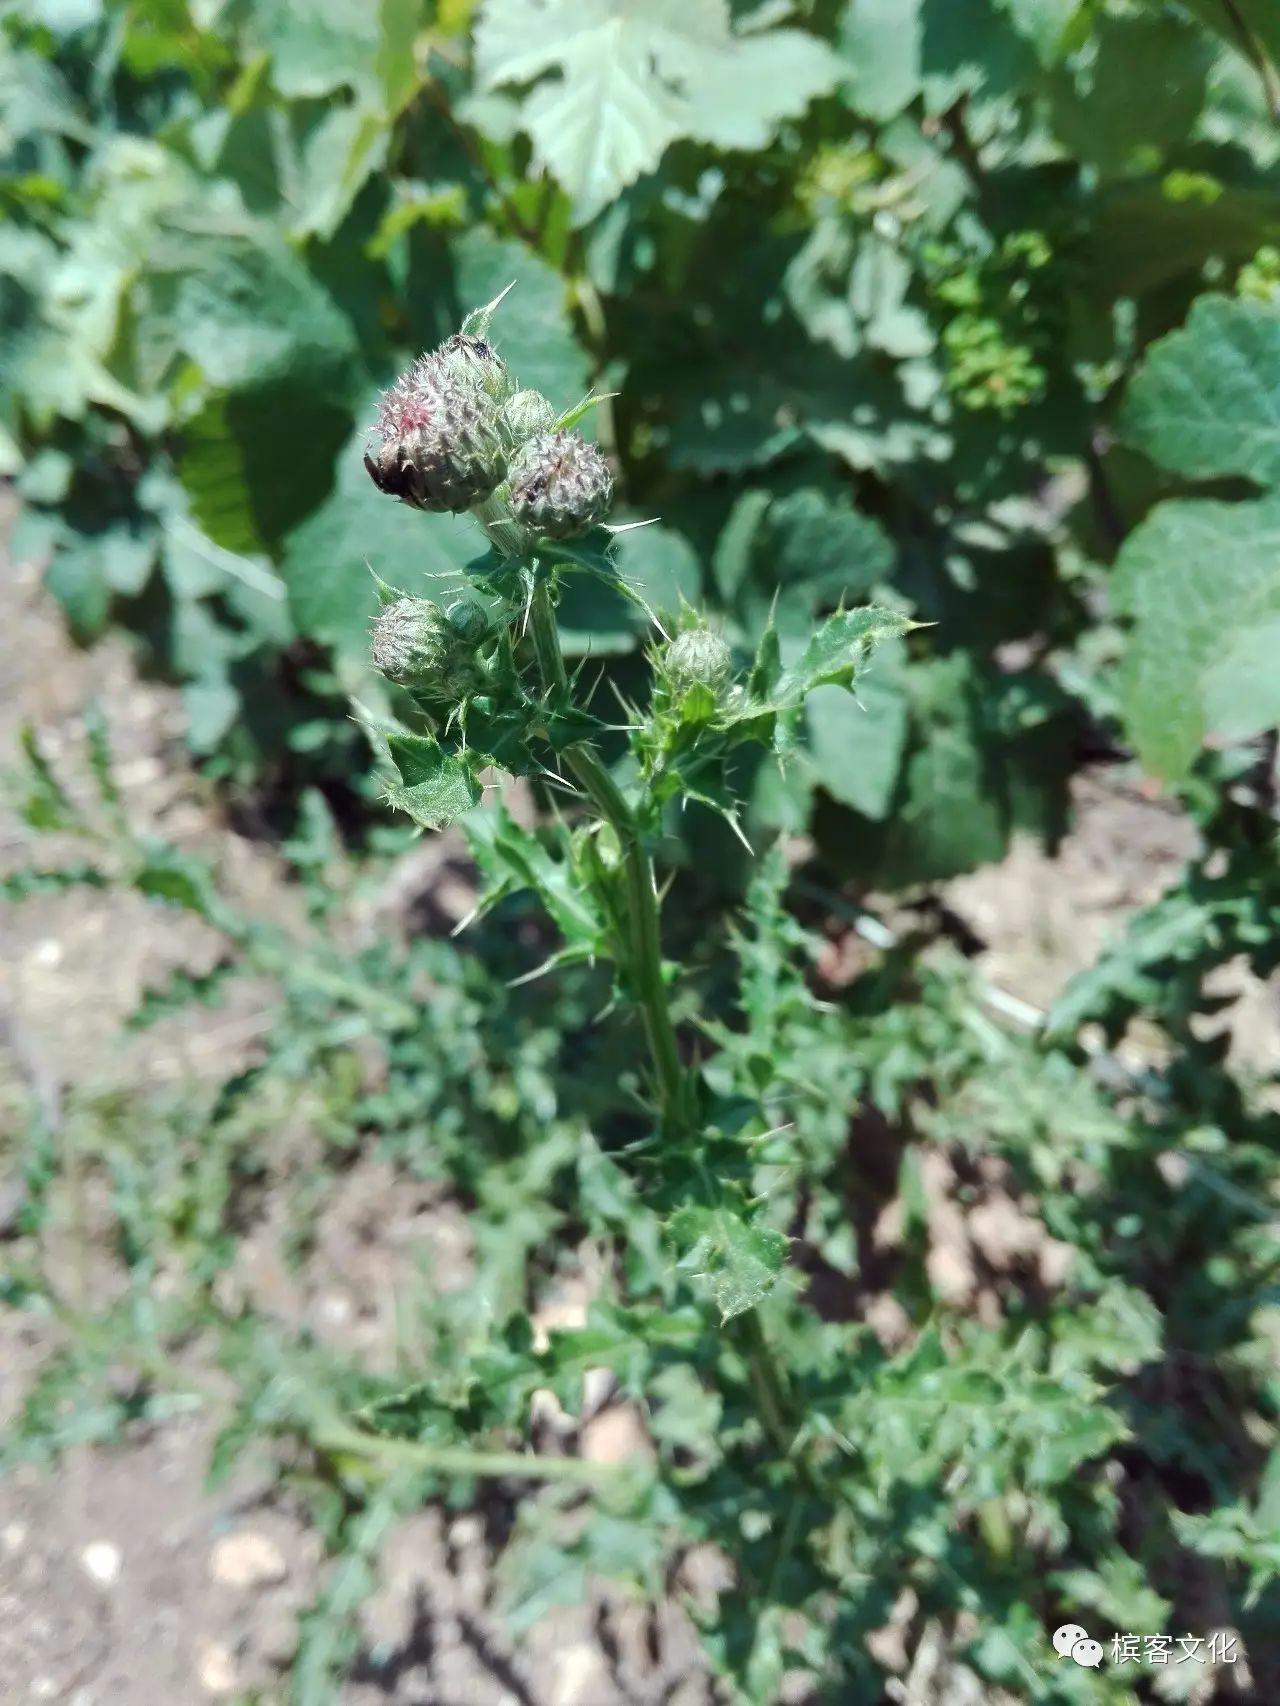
(362, 291, 910, 1503)
(364, 291, 910, 1307)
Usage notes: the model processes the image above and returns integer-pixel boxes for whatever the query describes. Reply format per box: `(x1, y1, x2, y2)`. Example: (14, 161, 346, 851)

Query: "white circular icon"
(1071, 1637, 1105, 1668)
(1052, 1623, 1089, 1658)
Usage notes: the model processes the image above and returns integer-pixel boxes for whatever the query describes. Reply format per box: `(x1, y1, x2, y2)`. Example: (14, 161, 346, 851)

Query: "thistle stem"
(528, 578, 687, 1127)
(528, 576, 804, 1472)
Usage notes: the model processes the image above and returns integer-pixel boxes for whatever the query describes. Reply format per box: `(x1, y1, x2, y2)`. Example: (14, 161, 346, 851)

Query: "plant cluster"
(4, 0, 1279, 874)
(4, 713, 1279, 1703)
(4, 2, 1280, 1703)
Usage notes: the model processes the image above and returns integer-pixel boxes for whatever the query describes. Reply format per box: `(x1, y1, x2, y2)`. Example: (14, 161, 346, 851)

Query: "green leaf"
(668, 1203, 788, 1322)
(475, 0, 842, 223)
(383, 731, 482, 830)
(1115, 493, 1280, 778)
(451, 229, 590, 403)
(773, 606, 913, 704)
(280, 413, 479, 656)
(804, 637, 909, 820)
(1114, 297, 1280, 775)
(464, 805, 606, 957)
(1121, 295, 1280, 489)
(250, 0, 379, 100)
(613, 523, 701, 615)
(44, 534, 111, 639)
(170, 237, 357, 395)
(838, 0, 922, 121)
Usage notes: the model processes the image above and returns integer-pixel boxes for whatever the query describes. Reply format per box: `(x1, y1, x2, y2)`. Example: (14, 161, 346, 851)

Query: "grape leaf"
(839, 0, 922, 121)
(475, 0, 842, 223)
(1121, 294, 1280, 489)
(1116, 295, 1280, 777)
(1114, 494, 1280, 778)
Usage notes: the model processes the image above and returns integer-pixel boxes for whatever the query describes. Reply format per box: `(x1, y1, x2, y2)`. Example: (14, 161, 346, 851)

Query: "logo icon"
(1052, 1624, 1104, 1667)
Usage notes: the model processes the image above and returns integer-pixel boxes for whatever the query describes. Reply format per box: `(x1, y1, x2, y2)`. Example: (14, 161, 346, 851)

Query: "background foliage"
(4, 1, 1280, 1703)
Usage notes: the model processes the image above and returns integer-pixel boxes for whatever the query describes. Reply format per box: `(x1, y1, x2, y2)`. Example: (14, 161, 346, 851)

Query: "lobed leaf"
(475, 0, 842, 222)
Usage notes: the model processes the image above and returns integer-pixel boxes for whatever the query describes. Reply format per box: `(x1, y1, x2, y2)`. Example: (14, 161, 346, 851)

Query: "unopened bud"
(365, 362, 506, 513)
(664, 626, 733, 690)
(371, 596, 487, 699)
(501, 388, 558, 445)
(444, 599, 491, 644)
(507, 431, 614, 539)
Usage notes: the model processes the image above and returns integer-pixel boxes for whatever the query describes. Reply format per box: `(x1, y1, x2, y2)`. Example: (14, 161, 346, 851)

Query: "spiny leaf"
(773, 606, 915, 703)
(668, 1202, 789, 1321)
(383, 731, 483, 830)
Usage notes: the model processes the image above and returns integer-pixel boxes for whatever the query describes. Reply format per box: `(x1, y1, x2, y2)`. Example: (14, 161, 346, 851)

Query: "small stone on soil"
(196, 1637, 238, 1695)
(208, 1530, 288, 1589)
(80, 1540, 122, 1585)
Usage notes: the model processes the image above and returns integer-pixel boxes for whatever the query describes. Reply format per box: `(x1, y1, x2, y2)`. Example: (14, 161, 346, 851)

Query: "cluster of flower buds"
(371, 595, 492, 702)
(365, 310, 614, 544)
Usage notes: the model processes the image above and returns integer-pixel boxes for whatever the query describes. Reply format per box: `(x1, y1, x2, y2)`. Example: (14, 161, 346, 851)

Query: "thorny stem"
(527, 576, 810, 1476)
(315, 1421, 623, 1485)
(528, 578, 687, 1125)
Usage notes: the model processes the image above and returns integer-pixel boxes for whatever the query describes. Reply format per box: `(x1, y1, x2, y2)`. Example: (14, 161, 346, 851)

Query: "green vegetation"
(4, 1, 1280, 1701)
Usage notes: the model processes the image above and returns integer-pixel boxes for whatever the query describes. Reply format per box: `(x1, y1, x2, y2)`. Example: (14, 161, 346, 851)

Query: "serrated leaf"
(1121, 295, 1280, 489)
(464, 805, 606, 955)
(475, 0, 842, 223)
(773, 606, 913, 704)
(1114, 493, 1280, 778)
(668, 1203, 788, 1321)
(383, 731, 482, 830)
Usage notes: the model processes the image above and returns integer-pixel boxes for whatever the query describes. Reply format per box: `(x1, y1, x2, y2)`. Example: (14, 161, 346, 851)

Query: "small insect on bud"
(365, 362, 506, 514)
(664, 626, 733, 691)
(507, 431, 614, 539)
(430, 332, 512, 404)
(370, 596, 488, 700)
(500, 388, 558, 446)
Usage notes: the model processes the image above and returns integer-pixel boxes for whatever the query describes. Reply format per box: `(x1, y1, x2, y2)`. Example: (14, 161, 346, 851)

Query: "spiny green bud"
(429, 332, 512, 404)
(365, 363, 506, 513)
(507, 431, 614, 539)
(664, 626, 733, 690)
(444, 598, 491, 645)
(370, 596, 487, 698)
(501, 388, 558, 445)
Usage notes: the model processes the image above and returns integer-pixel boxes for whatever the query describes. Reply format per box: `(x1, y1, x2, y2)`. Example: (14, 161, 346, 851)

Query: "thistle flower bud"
(430, 332, 512, 404)
(365, 363, 506, 513)
(371, 596, 487, 699)
(444, 599, 491, 645)
(501, 388, 558, 445)
(664, 626, 733, 690)
(507, 431, 614, 539)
